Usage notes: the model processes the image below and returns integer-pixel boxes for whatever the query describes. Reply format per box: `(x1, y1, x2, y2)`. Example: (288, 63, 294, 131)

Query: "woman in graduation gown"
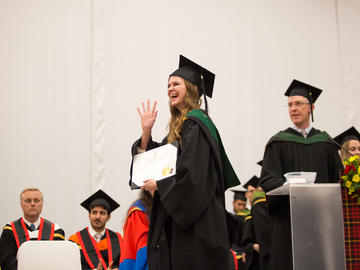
(130, 55, 239, 270)
(333, 126, 360, 162)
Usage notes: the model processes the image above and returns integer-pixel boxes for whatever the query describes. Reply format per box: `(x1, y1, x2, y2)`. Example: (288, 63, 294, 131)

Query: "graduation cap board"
(333, 126, 360, 146)
(169, 55, 215, 111)
(333, 126, 360, 150)
(80, 189, 120, 213)
(285, 79, 322, 122)
(243, 175, 260, 189)
(231, 190, 246, 201)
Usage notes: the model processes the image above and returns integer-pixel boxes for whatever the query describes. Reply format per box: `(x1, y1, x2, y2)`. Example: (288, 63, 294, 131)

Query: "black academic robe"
(231, 210, 249, 270)
(131, 117, 230, 270)
(0, 218, 65, 270)
(68, 228, 121, 270)
(251, 196, 271, 270)
(240, 215, 259, 270)
(259, 127, 343, 270)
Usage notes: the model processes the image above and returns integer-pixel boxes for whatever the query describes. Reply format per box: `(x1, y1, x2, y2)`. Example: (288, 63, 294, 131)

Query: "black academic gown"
(68, 228, 121, 270)
(0, 219, 65, 270)
(231, 210, 249, 270)
(240, 215, 259, 270)
(259, 127, 343, 270)
(131, 117, 230, 270)
(251, 196, 271, 270)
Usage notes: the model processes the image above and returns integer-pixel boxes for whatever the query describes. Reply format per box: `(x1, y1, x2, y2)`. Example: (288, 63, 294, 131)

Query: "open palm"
(137, 99, 158, 131)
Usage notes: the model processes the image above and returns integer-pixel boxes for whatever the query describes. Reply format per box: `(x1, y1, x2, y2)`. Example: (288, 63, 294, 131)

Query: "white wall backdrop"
(0, 0, 359, 236)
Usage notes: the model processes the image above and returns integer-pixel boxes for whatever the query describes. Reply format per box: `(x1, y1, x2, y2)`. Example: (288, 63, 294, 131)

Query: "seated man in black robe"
(259, 79, 343, 270)
(231, 190, 247, 215)
(230, 189, 248, 270)
(0, 188, 65, 270)
(69, 189, 121, 270)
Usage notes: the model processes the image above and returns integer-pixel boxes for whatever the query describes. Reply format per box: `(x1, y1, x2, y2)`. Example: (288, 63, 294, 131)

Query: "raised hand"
(137, 100, 158, 150)
(137, 99, 158, 133)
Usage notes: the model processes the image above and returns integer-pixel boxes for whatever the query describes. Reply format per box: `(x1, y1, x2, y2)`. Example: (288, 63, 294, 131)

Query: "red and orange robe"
(120, 200, 149, 270)
(69, 228, 121, 270)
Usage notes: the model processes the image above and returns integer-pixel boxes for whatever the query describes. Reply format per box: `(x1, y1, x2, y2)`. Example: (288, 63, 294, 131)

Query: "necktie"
(94, 233, 102, 242)
(29, 223, 36, 231)
(301, 130, 307, 138)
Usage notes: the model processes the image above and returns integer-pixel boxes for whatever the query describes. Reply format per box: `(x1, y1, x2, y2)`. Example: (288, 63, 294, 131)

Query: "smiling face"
(89, 206, 111, 233)
(347, 140, 360, 156)
(168, 76, 187, 110)
(288, 95, 313, 129)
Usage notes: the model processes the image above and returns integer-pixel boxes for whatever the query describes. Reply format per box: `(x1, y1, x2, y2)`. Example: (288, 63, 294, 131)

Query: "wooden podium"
(267, 183, 346, 270)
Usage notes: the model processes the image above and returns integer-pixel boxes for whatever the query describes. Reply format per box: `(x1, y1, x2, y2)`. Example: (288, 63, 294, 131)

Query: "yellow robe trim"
(2, 226, 12, 231)
(245, 215, 252, 221)
(252, 198, 267, 207)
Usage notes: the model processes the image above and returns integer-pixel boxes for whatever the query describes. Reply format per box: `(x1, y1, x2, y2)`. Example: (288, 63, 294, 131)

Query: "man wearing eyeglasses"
(0, 188, 65, 270)
(259, 79, 343, 270)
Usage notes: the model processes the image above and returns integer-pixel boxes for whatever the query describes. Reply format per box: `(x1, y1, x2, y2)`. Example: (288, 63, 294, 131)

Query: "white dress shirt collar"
(291, 124, 312, 135)
(88, 225, 106, 239)
(22, 217, 40, 229)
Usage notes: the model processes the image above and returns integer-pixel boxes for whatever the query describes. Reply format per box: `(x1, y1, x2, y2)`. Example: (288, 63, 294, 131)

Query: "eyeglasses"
(287, 101, 310, 108)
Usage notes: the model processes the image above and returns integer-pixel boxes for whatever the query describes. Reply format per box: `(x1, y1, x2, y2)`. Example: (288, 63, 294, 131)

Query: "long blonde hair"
(341, 141, 351, 161)
(167, 79, 202, 144)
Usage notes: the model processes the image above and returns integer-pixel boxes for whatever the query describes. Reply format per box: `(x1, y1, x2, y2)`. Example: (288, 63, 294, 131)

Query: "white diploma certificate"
(131, 143, 178, 188)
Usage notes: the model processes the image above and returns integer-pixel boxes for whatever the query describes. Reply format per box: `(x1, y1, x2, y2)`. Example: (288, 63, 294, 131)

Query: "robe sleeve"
(260, 141, 287, 192)
(156, 119, 219, 230)
(68, 234, 92, 270)
(328, 143, 343, 182)
(251, 200, 271, 257)
(0, 225, 18, 270)
(131, 136, 162, 156)
(68, 233, 80, 246)
(120, 210, 149, 270)
(240, 216, 256, 268)
(53, 226, 65, 240)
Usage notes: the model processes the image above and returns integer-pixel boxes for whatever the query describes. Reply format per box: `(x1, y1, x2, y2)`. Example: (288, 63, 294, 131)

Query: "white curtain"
(0, 0, 359, 236)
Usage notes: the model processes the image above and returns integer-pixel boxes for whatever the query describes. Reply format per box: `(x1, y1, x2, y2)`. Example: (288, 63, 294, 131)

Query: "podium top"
(266, 183, 340, 196)
(17, 241, 81, 270)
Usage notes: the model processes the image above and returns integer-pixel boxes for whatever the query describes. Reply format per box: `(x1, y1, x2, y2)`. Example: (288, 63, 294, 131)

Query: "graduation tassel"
(204, 94, 208, 113)
(201, 74, 209, 113)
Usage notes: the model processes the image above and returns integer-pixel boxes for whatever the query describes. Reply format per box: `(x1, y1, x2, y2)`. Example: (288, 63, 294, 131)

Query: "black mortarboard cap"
(243, 175, 259, 189)
(231, 190, 246, 201)
(169, 55, 215, 98)
(284, 79, 322, 122)
(80, 189, 120, 214)
(333, 126, 360, 146)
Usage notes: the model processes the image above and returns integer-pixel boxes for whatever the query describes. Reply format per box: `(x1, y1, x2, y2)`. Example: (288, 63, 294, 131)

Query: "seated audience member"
(333, 129, 360, 270)
(120, 190, 153, 270)
(69, 190, 121, 270)
(249, 187, 271, 270)
(0, 188, 65, 270)
(231, 190, 247, 214)
(238, 177, 260, 270)
(243, 176, 259, 210)
(333, 126, 360, 161)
